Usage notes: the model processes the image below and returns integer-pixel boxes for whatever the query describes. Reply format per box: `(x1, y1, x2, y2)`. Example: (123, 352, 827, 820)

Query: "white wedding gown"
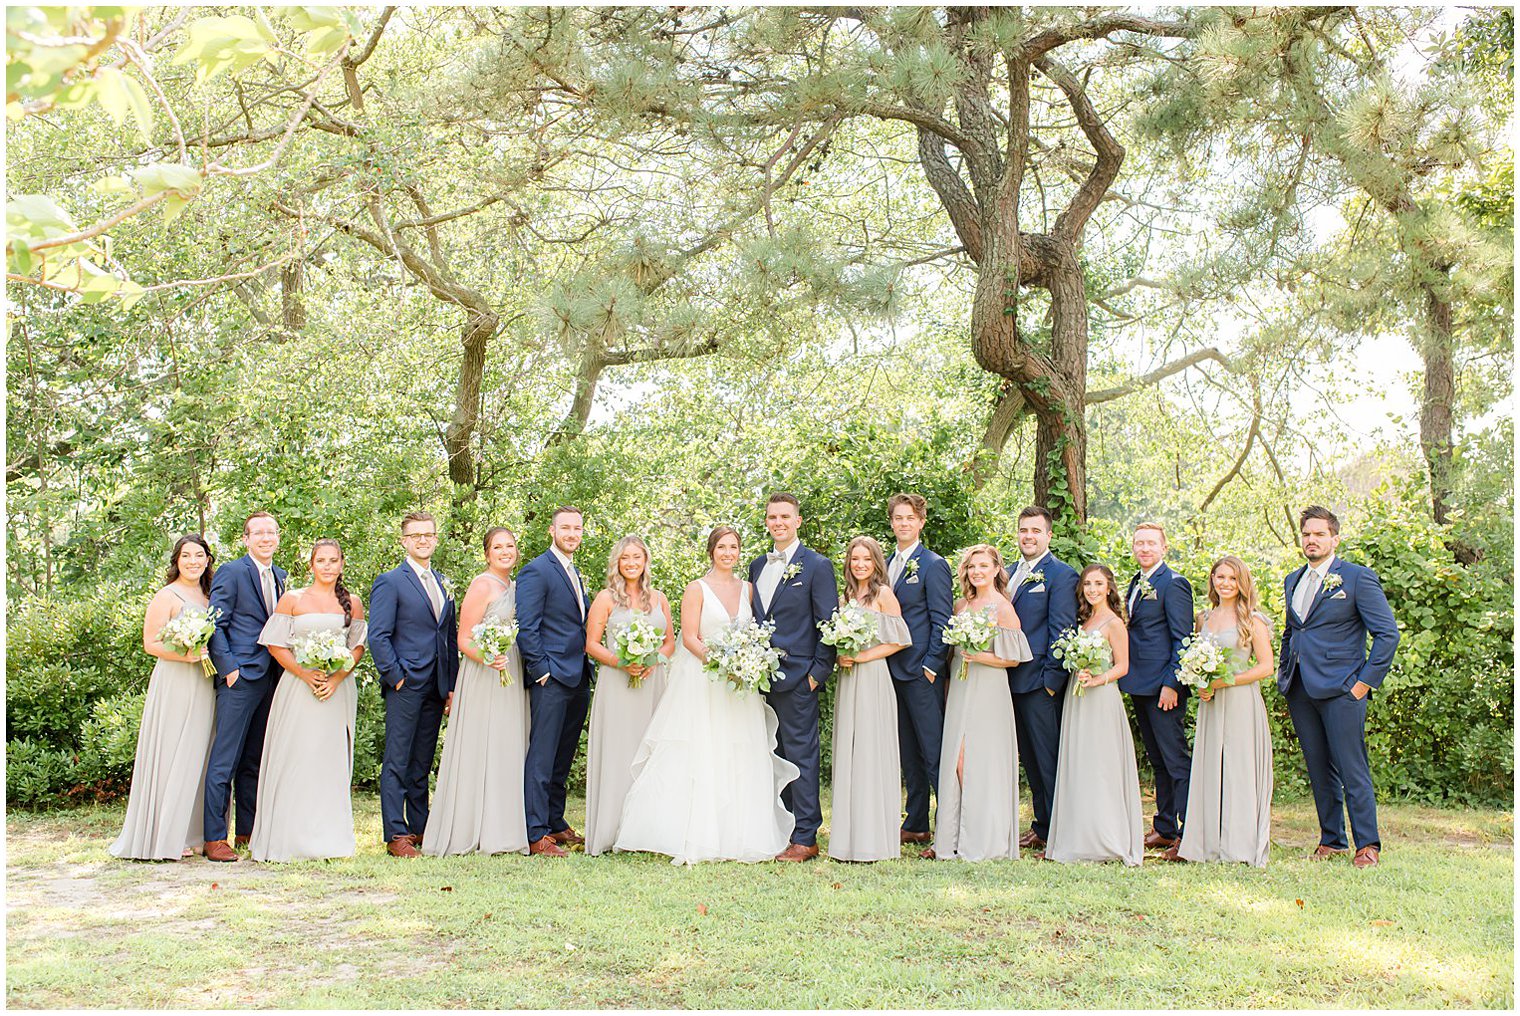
(614, 579, 798, 864)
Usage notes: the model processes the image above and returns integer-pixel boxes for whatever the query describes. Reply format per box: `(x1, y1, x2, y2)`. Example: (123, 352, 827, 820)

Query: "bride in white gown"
(615, 525, 798, 864)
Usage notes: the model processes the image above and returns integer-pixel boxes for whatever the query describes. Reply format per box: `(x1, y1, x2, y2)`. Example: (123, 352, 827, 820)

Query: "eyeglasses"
(404, 532, 439, 542)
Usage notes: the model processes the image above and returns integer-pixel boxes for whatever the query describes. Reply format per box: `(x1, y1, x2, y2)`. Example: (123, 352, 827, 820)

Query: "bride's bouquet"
(703, 619, 783, 695)
(1050, 627, 1111, 697)
(817, 604, 877, 666)
(1178, 632, 1234, 691)
(290, 627, 354, 698)
(941, 608, 998, 680)
(469, 618, 519, 687)
(615, 612, 664, 689)
(159, 606, 222, 678)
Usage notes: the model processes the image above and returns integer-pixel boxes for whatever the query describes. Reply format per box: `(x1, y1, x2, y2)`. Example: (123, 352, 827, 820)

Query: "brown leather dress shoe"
(530, 836, 568, 857)
(774, 843, 820, 862)
(1159, 844, 1184, 862)
(387, 835, 421, 858)
(899, 830, 931, 844)
(1352, 845, 1380, 869)
(1309, 844, 1350, 861)
(203, 840, 239, 862)
(1143, 830, 1179, 850)
(233, 835, 250, 849)
(919, 847, 937, 860)
(549, 827, 584, 846)
(1018, 829, 1036, 848)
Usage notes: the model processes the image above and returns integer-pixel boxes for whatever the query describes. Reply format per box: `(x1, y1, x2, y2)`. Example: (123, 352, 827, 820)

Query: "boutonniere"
(1136, 576, 1157, 600)
(1024, 569, 1045, 586)
(782, 563, 803, 582)
(904, 558, 920, 578)
(438, 574, 455, 597)
(1322, 573, 1343, 592)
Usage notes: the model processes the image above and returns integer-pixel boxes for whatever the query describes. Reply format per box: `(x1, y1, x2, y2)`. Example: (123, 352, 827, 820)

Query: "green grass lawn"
(6, 794, 1512, 1008)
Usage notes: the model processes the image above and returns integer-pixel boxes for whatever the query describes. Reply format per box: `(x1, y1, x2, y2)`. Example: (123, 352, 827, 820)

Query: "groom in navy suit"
(203, 511, 286, 861)
(516, 506, 594, 858)
(369, 510, 459, 858)
(1122, 521, 1195, 850)
(1280, 505, 1399, 869)
(884, 493, 953, 846)
(1005, 505, 1079, 851)
(750, 493, 837, 862)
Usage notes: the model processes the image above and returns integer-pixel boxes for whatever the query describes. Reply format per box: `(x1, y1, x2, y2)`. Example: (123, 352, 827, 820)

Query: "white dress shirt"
(889, 541, 920, 586)
(758, 539, 800, 613)
(1128, 562, 1163, 614)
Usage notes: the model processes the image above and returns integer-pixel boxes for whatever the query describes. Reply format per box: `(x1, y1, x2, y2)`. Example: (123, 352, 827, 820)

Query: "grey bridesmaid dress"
(585, 603, 670, 856)
(932, 612, 1032, 862)
(1178, 611, 1274, 867)
(1045, 616, 1143, 866)
(247, 609, 366, 862)
(109, 587, 216, 861)
(828, 608, 911, 862)
(425, 577, 531, 856)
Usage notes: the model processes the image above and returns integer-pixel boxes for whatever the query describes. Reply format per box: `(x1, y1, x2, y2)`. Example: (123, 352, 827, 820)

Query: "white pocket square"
(1329, 590, 1347, 600)
(1028, 583, 1046, 593)
(905, 576, 920, 584)
(789, 581, 803, 587)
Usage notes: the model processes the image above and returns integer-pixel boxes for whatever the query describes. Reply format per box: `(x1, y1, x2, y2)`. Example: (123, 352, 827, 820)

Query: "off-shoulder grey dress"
(1178, 612, 1273, 867)
(829, 608, 911, 862)
(933, 614, 1032, 862)
(109, 587, 216, 861)
(1045, 616, 1143, 866)
(425, 577, 530, 857)
(585, 604, 670, 856)
(248, 610, 366, 862)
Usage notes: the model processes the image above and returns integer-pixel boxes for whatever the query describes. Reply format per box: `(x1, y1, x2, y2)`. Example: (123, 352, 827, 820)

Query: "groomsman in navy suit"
(884, 493, 953, 846)
(516, 506, 594, 858)
(1279, 505, 1399, 869)
(1122, 522, 1194, 850)
(369, 511, 459, 858)
(1004, 505, 1079, 851)
(203, 511, 286, 861)
(750, 493, 837, 862)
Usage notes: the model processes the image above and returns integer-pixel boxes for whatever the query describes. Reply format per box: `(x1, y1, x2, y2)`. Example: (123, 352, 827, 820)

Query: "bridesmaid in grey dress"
(829, 536, 911, 863)
(584, 535, 675, 856)
(110, 535, 218, 861)
(248, 539, 367, 862)
(929, 545, 1031, 862)
(1174, 555, 1275, 867)
(1046, 564, 1143, 866)
(426, 526, 532, 856)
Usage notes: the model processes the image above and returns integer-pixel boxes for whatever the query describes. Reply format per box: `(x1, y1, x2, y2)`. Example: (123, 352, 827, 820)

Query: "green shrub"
(5, 738, 78, 809)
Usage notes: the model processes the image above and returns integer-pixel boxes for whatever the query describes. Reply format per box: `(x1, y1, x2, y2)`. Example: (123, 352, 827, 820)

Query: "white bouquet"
(703, 619, 783, 695)
(941, 608, 998, 680)
(1178, 632, 1234, 691)
(290, 627, 354, 697)
(470, 618, 519, 687)
(159, 605, 222, 678)
(1050, 627, 1112, 697)
(817, 604, 877, 664)
(615, 612, 664, 689)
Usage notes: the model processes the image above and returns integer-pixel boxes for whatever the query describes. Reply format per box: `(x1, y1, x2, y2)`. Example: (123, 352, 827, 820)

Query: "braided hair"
(309, 538, 353, 628)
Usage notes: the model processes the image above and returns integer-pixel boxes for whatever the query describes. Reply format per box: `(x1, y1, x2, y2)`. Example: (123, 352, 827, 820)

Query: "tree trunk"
(444, 310, 498, 490)
(281, 261, 306, 332)
(1418, 281, 1456, 526)
(1030, 250, 1090, 522)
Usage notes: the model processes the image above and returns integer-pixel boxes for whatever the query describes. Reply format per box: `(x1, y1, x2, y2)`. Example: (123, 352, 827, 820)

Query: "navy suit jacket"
(207, 554, 287, 683)
(1006, 551, 1080, 694)
(1278, 556, 1399, 700)
(749, 545, 838, 692)
(1121, 562, 1194, 695)
(515, 550, 593, 689)
(368, 561, 459, 699)
(885, 544, 952, 681)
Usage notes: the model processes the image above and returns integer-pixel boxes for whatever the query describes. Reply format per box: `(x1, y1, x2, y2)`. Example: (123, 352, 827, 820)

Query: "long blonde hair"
(956, 544, 1011, 601)
(604, 534, 653, 612)
(844, 536, 889, 607)
(1207, 555, 1259, 656)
